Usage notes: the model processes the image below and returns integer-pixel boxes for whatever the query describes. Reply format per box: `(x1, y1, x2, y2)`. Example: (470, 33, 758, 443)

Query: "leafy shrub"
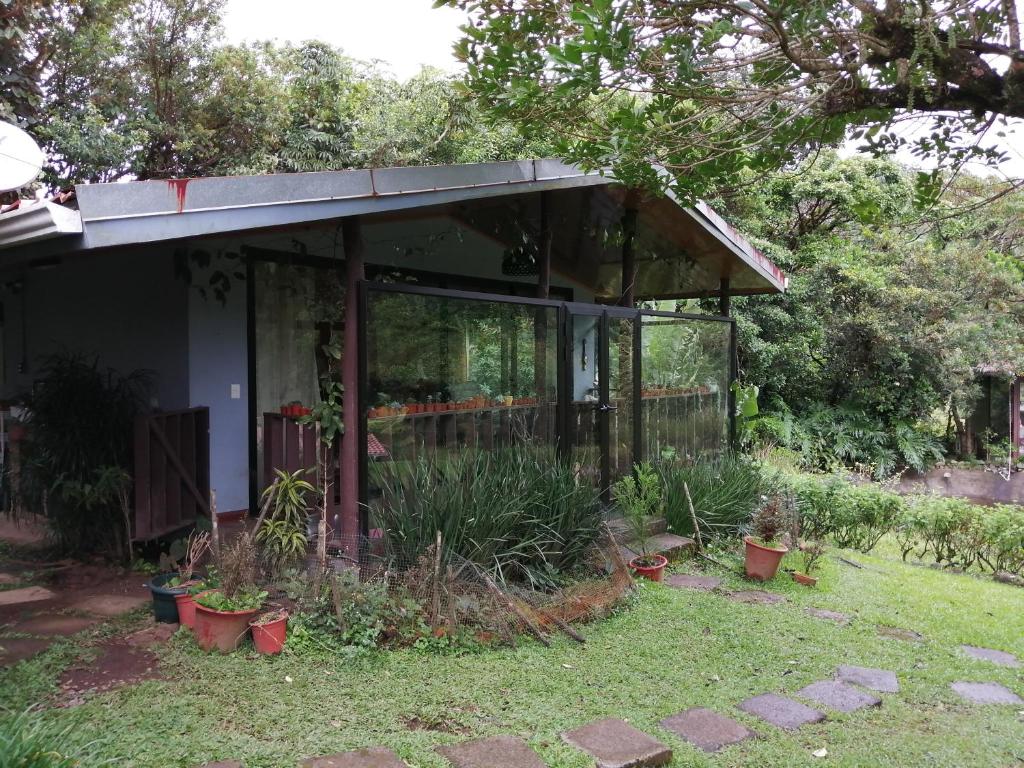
(256, 468, 313, 559)
(896, 496, 1024, 574)
(0, 708, 107, 767)
(612, 462, 663, 559)
(786, 474, 904, 552)
(372, 446, 602, 589)
(658, 455, 771, 538)
(16, 355, 149, 557)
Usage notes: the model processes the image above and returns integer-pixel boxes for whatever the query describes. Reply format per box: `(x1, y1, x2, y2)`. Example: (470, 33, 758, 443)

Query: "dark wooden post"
(534, 193, 553, 437)
(620, 203, 638, 308)
(719, 277, 731, 317)
(340, 217, 364, 549)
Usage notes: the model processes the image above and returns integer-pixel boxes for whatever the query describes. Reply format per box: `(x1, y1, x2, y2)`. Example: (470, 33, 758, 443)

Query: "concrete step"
(619, 532, 695, 563)
(606, 515, 668, 544)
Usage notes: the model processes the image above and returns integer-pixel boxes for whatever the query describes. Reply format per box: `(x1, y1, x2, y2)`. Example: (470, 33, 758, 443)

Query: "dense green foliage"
(783, 471, 1024, 576)
(726, 154, 1024, 476)
(658, 456, 769, 540)
(444, 0, 1023, 199)
(0, 707, 105, 768)
(10, 0, 550, 190)
(372, 446, 602, 589)
(16, 355, 147, 556)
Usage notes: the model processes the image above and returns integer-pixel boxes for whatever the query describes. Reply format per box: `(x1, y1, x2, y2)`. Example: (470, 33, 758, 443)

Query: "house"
(0, 159, 785, 542)
(969, 364, 1023, 467)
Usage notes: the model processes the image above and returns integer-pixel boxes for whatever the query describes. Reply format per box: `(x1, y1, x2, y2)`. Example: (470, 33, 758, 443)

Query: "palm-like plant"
(256, 468, 314, 559)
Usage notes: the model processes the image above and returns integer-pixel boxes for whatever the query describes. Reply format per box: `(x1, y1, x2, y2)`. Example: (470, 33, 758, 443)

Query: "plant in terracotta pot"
(792, 539, 825, 586)
(250, 608, 289, 655)
(194, 535, 266, 653)
(169, 531, 211, 629)
(615, 462, 668, 582)
(743, 496, 790, 581)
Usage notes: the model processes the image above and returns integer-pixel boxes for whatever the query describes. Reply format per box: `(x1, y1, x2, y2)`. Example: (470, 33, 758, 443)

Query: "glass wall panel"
(640, 315, 730, 462)
(364, 288, 559, 476)
(607, 317, 635, 482)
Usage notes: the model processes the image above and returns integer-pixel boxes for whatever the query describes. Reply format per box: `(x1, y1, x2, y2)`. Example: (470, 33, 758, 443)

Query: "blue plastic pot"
(148, 573, 186, 623)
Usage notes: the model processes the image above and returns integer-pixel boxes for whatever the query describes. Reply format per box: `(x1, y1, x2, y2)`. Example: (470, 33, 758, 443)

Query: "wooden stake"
(210, 490, 219, 556)
(682, 481, 704, 553)
(430, 530, 443, 628)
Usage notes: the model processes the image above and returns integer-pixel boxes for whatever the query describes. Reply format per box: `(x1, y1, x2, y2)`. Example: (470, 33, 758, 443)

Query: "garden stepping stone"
(78, 594, 149, 617)
(0, 586, 55, 606)
(836, 665, 899, 693)
(664, 574, 722, 591)
(727, 591, 786, 605)
(659, 707, 755, 753)
(11, 615, 97, 636)
(807, 608, 849, 624)
(300, 748, 408, 768)
(0, 636, 53, 666)
(796, 680, 881, 713)
(877, 625, 923, 642)
(437, 735, 545, 768)
(738, 693, 825, 730)
(959, 645, 1021, 668)
(950, 682, 1023, 705)
(562, 718, 672, 768)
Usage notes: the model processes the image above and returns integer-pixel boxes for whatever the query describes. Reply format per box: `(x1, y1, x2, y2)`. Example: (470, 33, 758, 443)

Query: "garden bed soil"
(57, 638, 163, 706)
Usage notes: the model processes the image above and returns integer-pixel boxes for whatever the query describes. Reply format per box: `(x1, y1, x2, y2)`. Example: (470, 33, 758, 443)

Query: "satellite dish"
(0, 121, 44, 192)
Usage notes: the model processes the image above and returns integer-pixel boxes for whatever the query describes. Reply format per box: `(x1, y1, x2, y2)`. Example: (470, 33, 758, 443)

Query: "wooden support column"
(534, 192, 552, 436)
(619, 203, 638, 308)
(719, 277, 731, 317)
(340, 217, 364, 548)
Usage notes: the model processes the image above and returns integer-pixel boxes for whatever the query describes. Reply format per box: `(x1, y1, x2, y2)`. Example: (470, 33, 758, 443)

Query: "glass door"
(567, 309, 638, 493)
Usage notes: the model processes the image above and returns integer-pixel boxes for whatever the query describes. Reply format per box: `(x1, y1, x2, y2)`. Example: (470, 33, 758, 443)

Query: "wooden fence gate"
(133, 407, 210, 541)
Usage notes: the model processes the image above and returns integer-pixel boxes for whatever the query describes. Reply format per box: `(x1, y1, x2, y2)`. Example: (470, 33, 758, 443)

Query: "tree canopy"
(442, 0, 1024, 199)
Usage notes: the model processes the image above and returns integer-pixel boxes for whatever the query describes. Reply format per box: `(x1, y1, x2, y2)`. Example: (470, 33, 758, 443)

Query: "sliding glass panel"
(607, 316, 636, 483)
(640, 316, 731, 462)
(569, 313, 601, 486)
(364, 289, 559, 504)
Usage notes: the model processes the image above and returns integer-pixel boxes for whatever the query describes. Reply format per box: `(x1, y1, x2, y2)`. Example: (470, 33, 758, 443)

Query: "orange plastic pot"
(174, 592, 198, 629)
(250, 611, 289, 655)
(194, 600, 259, 653)
(629, 554, 668, 582)
(744, 536, 788, 581)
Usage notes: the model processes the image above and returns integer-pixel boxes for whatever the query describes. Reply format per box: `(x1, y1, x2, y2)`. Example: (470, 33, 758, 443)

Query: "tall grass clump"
(371, 445, 602, 589)
(0, 708, 110, 767)
(658, 455, 770, 539)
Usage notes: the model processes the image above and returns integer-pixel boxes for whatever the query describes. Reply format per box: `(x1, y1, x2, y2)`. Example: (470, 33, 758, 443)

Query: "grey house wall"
(0, 248, 189, 408)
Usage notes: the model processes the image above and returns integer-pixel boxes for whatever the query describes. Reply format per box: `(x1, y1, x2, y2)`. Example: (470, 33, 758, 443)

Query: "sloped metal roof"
(0, 159, 785, 296)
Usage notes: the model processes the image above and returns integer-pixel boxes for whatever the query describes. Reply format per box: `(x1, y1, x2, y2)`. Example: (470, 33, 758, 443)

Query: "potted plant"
(147, 535, 199, 623)
(614, 462, 668, 582)
(169, 531, 212, 629)
(792, 539, 825, 586)
(194, 535, 265, 652)
(250, 609, 289, 655)
(744, 496, 790, 581)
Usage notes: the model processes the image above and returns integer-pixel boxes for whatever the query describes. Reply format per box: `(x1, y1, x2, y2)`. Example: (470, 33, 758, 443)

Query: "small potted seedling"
(614, 462, 667, 582)
(169, 531, 212, 629)
(793, 540, 825, 586)
(743, 496, 790, 581)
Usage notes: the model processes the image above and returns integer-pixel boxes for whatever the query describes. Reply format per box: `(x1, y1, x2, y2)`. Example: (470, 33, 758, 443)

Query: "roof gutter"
(0, 202, 83, 249)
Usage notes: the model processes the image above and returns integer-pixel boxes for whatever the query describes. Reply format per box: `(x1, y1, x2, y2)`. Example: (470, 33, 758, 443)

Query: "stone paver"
(807, 608, 849, 624)
(196, 762, 243, 768)
(0, 636, 53, 666)
(301, 748, 407, 768)
(960, 645, 1021, 668)
(664, 574, 722, 591)
(562, 718, 672, 768)
(437, 735, 545, 768)
(0, 586, 56, 606)
(950, 682, 1023, 705)
(11, 615, 98, 636)
(727, 591, 786, 605)
(877, 626, 923, 642)
(78, 594, 149, 617)
(796, 680, 881, 713)
(836, 665, 899, 693)
(738, 693, 825, 730)
(659, 707, 754, 753)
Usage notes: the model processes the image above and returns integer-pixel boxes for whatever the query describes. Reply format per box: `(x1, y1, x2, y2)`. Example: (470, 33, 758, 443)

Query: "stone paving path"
(950, 682, 1024, 705)
(796, 680, 881, 713)
(562, 718, 672, 768)
(437, 735, 545, 768)
(660, 707, 754, 753)
(738, 693, 825, 730)
(300, 748, 408, 768)
(836, 665, 900, 693)
(959, 645, 1021, 668)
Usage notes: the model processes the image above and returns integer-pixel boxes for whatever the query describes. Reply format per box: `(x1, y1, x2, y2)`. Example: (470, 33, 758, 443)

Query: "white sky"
(222, 0, 1024, 178)
(222, 0, 466, 79)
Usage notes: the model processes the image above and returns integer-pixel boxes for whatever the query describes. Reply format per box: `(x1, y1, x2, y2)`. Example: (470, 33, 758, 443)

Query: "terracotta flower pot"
(629, 554, 668, 582)
(744, 536, 789, 581)
(174, 592, 199, 629)
(792, 571, 817, 587)
(194, 602, 260, 653)
(251, 611, 289, 655)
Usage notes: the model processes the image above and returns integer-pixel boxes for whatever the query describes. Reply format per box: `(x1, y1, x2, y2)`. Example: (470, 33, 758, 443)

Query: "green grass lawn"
(3, 541, 1023, 768)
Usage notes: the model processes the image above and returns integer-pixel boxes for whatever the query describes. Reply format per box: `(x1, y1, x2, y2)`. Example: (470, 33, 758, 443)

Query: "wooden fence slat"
(165, 415, 182, 529)
(133, 415, 151, 540)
